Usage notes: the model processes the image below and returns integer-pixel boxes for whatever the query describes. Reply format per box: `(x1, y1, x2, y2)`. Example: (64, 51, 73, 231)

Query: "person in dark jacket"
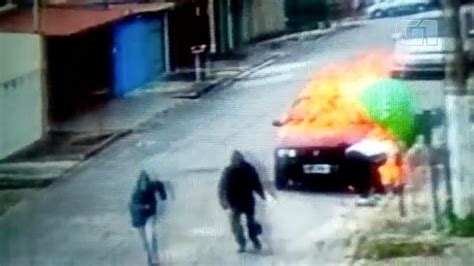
(218, 150, 266, 253)
(129, 170, 167, 265)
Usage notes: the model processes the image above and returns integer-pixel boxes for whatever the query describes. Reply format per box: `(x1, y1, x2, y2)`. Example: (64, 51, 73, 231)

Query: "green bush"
(355, 236, 448, 260)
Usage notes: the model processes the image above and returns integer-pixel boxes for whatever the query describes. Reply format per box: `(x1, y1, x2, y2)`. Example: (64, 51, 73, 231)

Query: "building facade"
(0, 33, 45, 159)
(211, 0, 286, 54)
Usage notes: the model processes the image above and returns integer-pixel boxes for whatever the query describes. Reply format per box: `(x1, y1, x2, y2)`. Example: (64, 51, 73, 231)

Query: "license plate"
(303, 164, 331, 174)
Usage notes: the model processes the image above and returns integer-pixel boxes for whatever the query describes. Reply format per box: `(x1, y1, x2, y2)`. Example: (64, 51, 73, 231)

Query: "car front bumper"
(390, 62, 446, 76)
(275, 146, 352, 185)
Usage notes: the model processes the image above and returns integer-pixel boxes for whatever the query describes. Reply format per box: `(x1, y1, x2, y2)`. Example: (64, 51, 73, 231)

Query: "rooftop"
(0, 2, 174, 36)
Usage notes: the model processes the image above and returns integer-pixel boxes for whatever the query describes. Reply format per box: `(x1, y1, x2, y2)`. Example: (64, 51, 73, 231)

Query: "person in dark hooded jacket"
(218, 150, 266, 253)
(129, 170, 167, 265)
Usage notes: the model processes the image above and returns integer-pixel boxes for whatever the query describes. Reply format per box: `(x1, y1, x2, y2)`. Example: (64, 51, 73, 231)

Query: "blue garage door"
(113, 14, 165, 97)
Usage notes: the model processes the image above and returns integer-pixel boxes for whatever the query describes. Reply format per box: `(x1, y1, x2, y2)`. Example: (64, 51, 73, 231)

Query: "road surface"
(0, 16, 444, 266)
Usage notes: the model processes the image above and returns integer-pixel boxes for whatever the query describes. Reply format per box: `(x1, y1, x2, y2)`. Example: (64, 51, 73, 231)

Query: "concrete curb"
(257, 29, 332, 46)
(0, 130, 131, 190)
(201, 55, 279, 95)
(173, 55, 280, 100)
(81, 130, 132, 160)
(256, 19, 368, 47)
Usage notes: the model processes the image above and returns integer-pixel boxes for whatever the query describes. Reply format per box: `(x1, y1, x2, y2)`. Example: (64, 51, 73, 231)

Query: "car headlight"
(277, 149, 297, 158)
(277, 149, 287, 157)
(287, 149, 297, 158)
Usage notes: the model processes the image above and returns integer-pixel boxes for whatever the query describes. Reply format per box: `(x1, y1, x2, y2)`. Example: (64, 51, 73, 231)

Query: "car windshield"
(403, 17, 449, 39)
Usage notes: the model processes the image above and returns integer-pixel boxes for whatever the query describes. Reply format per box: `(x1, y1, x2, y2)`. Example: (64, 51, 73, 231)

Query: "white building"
(0, 33, 45, 159)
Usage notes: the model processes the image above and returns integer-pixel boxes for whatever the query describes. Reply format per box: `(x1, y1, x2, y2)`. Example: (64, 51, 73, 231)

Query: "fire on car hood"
(276, 125, 372, 148)
(274, 52, 404, 186)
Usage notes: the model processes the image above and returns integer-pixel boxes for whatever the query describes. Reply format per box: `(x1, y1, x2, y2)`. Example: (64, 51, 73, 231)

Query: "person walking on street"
(129, 170, 167, 265)
(218, 150, 266, 253)
(243, 151, 277, 255)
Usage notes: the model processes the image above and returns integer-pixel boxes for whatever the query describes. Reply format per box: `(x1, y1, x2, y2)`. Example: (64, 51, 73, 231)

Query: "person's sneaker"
(237, 246, 246, 253)
(149, 255, 160, 266)
(372, 194, 383, 202)
(252, 239, 262, 251)
(147, 254, 160, 266)
(355, 197, 377, 207)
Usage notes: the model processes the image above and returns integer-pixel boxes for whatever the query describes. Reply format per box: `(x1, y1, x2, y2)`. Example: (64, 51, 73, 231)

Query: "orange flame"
(283, 52, 402, 185)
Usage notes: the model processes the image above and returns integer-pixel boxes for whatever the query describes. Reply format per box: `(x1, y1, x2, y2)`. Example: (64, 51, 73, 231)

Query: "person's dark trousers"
(347, 151, 372, 198)
(229, 210, 261, 250)
(358, 167, 372, 198)
(347, 163, 371, 197)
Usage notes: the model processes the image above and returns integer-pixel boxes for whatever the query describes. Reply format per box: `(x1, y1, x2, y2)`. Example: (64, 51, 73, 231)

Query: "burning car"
(273, 104, 396, 192)
(272, 54, 416, 192)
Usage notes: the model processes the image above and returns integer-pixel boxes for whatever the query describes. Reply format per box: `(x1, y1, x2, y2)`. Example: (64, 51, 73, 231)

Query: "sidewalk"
(257, 17, 367, 47)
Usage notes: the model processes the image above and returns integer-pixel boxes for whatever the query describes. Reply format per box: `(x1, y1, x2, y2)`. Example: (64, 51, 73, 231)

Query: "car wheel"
(275, 170, 289, 190)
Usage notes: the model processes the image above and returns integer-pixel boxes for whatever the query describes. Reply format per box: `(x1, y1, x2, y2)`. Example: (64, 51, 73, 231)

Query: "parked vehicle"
(391, 5, 474, 78)
(272, 98, 391, 192)
(366, 0, 433, 19)
(391, 11, 452, 77)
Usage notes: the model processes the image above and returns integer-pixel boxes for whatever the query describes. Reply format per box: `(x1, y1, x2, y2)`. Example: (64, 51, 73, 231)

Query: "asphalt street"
(0, 16, 445, 266)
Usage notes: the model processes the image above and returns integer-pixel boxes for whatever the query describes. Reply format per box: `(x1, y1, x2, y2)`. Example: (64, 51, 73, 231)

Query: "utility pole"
(442, 0, 473, 218)
(226, 0, 234, 50)
(207, 0, 217, 79)
(163, 11, 171, 73)
(208, 0, 217, 54)
(33, 0, 40, 33)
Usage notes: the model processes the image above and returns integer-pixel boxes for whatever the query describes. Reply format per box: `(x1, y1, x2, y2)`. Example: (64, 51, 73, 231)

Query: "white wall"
(0, 33, 43, 159)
